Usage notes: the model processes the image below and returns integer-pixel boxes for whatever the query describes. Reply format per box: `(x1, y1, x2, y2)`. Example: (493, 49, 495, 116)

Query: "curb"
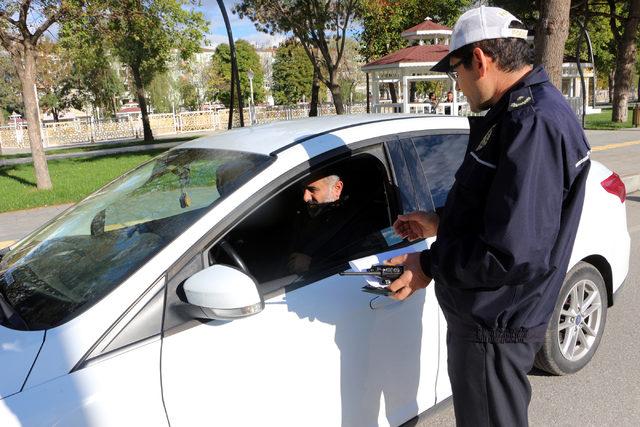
(622, 174, 640, 194)
(0, 240, 15, 250)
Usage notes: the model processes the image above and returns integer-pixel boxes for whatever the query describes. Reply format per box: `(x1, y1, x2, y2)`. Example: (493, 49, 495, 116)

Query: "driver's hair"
(322, 175, 341, 189)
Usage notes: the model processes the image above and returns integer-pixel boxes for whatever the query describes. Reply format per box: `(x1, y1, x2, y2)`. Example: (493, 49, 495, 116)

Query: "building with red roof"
(362, 18, 600, 116)
(361, 18, 467, 115)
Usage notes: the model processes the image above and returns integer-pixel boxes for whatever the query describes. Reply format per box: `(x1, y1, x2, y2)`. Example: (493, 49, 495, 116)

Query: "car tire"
(534, 261, 608, 375)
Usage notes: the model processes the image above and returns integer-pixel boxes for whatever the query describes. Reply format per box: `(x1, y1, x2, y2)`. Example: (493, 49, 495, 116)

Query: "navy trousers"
(447, 332, 542, 427)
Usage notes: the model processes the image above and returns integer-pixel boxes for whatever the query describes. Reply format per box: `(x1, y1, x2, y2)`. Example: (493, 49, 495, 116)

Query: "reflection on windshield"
(0, 148, 272, 330)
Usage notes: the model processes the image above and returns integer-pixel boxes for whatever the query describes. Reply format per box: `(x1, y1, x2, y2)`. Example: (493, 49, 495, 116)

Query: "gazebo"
(361, 19, 467, 115)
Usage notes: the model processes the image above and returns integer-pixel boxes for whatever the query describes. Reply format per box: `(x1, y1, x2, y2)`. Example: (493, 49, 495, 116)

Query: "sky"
(199, 1, 288, 48)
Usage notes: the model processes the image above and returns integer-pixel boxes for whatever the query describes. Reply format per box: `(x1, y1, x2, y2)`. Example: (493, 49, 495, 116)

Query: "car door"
(159, 141, 441, 427)
(408, 131, 470, 403)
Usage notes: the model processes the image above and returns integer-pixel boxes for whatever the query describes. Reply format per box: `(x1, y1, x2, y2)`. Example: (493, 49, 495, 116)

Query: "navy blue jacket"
(420, 66, 591, 343)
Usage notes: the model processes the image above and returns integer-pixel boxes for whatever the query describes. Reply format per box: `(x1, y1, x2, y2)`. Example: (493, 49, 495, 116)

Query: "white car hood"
(0, 326, 44, 399)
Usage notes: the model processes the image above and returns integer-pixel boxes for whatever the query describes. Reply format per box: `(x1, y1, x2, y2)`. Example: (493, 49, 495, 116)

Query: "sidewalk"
(0, 204, 72, 248)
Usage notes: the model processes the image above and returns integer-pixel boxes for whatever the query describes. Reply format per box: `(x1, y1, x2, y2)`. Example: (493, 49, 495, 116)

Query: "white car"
(0, 115, 630, 426)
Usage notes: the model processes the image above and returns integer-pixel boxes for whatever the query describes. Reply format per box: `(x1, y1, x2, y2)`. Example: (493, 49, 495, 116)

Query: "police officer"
(387, 6, 591, 426)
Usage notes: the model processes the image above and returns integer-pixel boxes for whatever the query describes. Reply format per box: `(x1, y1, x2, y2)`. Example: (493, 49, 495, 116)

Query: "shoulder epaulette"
(508, 87, 535, 111)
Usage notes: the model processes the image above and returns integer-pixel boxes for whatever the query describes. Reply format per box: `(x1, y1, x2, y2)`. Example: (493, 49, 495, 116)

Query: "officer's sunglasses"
(447, 56, 468, 82)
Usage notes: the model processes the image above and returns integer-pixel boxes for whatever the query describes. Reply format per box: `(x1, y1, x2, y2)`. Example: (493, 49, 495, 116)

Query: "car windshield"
(0, 148, 272, 330)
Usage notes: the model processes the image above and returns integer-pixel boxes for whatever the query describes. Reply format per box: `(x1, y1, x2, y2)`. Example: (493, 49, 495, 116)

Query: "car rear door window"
(412, 133, 469, 208)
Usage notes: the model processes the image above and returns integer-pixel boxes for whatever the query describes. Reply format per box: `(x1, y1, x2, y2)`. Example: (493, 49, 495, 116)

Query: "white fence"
(0, 104, 368, 153)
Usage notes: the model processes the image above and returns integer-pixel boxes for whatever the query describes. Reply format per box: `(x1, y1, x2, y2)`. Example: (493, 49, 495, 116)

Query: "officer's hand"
(393, 211, 439, 241)
(288, 252, 311, 274)
(385, 252, 432, 301)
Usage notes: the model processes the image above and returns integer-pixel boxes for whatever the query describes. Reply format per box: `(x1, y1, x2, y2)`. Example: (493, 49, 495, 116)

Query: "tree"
(235, 0, 359, 115)
(65, 0, 207, 141)
(0, 0, 67, 189)
(59, 17, 126, 117)
(147, 71, 179, 113)
(534, 0, 572, 89)
(336, 38, 366, 104)
(36, 39, 81, 121)
(492, 0, 640, 122)
(207, 40, 265, 107)
(608, 0, 640, 122)
(272, 40, 314, 105)
(563, 3, 616, 102)
(0, 54, 22, 123)
(178, 77, 199, 110)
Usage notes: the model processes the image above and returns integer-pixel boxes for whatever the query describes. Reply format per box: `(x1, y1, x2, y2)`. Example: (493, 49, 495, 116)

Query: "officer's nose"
(455, 81, 460, 91)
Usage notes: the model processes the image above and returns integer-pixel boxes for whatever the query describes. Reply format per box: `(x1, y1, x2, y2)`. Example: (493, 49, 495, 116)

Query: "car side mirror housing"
(183, 265, 264, 320)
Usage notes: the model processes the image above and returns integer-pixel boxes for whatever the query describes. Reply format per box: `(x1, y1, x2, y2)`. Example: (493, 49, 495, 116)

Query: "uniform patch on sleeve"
(475, 123, 496, 152)
(508, 87, 535, 111)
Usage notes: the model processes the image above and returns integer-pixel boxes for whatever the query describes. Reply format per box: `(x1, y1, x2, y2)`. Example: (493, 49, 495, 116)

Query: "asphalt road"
(420, 191, 640, 426)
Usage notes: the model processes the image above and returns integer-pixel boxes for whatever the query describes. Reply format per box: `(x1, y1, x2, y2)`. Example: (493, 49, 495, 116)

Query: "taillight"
(600, 172, 626, 203)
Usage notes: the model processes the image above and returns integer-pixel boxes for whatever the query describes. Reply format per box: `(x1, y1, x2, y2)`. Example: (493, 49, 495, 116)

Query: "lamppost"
(575, 18, 595, 129)
(247, 69, 255, 125)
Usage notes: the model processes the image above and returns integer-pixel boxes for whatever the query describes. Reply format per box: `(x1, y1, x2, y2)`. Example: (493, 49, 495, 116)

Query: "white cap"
(431, 6, 528, 72)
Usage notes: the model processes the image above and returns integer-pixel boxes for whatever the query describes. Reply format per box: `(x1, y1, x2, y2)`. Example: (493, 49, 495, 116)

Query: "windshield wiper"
(0, 280, 29, 330)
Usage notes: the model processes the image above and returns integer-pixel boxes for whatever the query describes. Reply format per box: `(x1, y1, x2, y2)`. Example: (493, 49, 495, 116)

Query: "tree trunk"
(329, 82, 345, 115)
(131, 65, 154, 142)
(534, 0, 572, 90)
(309, 66, 320, 117)
(611, 0, 640, 122)
(388, 83, 397, 103)
(18, 46, 52, 190)
(53, 109, 59, 122)
(608, 71, 615, 104)
(327, 69, 344, 115)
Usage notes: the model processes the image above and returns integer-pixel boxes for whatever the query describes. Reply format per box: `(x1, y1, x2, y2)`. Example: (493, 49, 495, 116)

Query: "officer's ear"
(472, 47, 492, 78)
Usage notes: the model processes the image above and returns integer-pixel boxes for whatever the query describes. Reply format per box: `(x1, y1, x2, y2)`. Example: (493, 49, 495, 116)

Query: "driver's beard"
(306, 198, 341, 218)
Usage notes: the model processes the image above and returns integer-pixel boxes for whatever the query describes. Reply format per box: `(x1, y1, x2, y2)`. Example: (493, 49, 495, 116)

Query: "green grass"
(0, 135, 200, 160)
(584, 107, 635, 130)
(0, 149, 168, 213)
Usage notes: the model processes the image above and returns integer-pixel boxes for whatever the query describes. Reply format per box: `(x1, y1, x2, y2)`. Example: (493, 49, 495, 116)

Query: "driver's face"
(303, 177, 341, 204)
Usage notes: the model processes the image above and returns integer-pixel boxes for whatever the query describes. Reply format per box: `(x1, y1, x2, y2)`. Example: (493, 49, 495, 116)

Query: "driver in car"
(288, 173, 384, 274)
(288, 174, 345, 274)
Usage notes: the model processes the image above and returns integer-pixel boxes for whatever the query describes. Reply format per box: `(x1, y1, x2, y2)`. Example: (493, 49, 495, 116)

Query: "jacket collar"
(480, 65, 548, 124)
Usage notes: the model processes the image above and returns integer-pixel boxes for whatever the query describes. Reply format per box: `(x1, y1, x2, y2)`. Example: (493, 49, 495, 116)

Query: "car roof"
(177, 114, 468, 156)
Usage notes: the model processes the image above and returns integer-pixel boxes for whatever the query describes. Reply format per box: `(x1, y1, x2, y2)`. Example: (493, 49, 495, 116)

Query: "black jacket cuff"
(419, 249, 432, 278)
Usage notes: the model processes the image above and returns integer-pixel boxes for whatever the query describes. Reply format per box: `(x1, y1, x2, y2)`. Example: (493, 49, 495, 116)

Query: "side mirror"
(183, 265, 264, 320)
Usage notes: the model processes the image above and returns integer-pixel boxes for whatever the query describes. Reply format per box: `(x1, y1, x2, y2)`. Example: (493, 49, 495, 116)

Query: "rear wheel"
(535, 261, 607, 375)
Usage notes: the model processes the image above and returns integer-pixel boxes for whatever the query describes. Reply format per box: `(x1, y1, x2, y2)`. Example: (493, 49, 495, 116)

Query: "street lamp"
(247, 69, 255, 124)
